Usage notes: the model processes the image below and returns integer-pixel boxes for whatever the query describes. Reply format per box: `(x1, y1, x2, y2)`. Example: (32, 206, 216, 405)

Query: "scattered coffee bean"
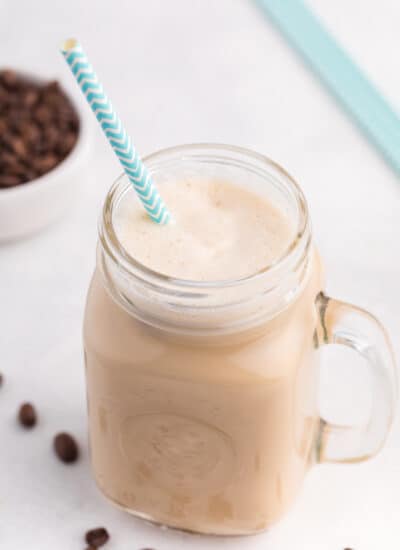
(85, 527, 110, 547)
(18, 402, 37, 428)
(54, 432, 79, 463)
(0, 69, 79, 188)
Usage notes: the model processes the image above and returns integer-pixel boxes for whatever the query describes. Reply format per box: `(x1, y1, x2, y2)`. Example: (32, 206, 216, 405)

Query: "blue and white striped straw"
(61, 39, 171, 225)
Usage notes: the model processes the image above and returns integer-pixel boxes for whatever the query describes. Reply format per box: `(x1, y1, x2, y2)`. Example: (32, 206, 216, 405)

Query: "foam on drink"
(115, 179, 296, 281)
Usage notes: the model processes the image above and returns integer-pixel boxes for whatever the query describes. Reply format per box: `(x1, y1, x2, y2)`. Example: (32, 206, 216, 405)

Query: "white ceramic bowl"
(0, 71, 92, 241)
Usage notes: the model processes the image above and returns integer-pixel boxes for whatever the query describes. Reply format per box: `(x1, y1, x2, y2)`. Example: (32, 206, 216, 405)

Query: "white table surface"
(1, 1, 400, 548)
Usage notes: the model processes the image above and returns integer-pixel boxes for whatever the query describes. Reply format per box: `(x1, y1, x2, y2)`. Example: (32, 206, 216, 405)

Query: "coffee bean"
(33, 104, 52, 125)
(6, 153, 27, 169)
(0, 85, 8, 103)
(4, 163, 26, 178)
(21, 122, 41, 145)
(18, 403, 37, 428)
(85, 527, 110, 547)
(10, 137, 27, 158)
(69, 115, 79, 132)
(8, 107, 29, 128)
(0, 174, 23, 187)
(57, 105, 74, 121)
(1, 69, 18, 89)
(44, 80, 61, 94)
(0, 70, 79, 188)
(0, 150, 18, 169)
(34, 154, 59, 175)
(56, 131, 77, 156)
(1, 132, 17, 150)
(32, 138, 47, 155)
(43, 125, 59, 149)
(21, 88, 39, 108)
(17, 168, 37, 183)
(53, 432, 79, 463)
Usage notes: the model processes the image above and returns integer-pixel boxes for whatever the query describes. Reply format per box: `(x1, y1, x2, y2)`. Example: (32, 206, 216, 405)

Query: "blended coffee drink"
(84, 145, 396, 535)
(115, 179, 295, 280)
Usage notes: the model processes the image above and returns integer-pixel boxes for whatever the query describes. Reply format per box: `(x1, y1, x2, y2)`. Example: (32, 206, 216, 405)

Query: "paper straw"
(256, 0, 400, 176)
(61, 39, 171, 224)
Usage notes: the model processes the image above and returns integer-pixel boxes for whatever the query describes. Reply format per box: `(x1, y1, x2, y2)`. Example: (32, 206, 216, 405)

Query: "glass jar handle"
(315, 292, 397, 463)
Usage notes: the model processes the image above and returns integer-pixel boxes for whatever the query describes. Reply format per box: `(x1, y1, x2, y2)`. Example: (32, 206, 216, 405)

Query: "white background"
(1, 1, 400, 549)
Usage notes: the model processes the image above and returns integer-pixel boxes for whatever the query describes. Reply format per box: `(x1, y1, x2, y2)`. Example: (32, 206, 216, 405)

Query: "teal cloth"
(257, 0, 400, 174)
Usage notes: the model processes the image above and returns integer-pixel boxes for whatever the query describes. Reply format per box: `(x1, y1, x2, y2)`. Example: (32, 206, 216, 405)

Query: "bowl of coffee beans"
(0, 68, 91, 241)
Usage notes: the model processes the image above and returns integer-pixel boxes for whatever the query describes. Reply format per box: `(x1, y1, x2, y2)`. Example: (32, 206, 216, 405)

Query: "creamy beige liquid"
(115, 179, 295, 280)
(84, 179, 323, 534)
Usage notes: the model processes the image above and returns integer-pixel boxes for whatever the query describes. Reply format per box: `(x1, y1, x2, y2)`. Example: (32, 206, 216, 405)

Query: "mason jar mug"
(83, 144, 397, 535)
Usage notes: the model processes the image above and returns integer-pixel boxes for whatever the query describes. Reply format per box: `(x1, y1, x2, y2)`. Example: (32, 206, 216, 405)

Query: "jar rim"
(99, 142, 311, 292)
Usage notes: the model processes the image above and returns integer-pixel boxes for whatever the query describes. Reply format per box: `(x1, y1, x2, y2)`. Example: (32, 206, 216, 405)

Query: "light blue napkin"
(257, 0, 400, 174)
